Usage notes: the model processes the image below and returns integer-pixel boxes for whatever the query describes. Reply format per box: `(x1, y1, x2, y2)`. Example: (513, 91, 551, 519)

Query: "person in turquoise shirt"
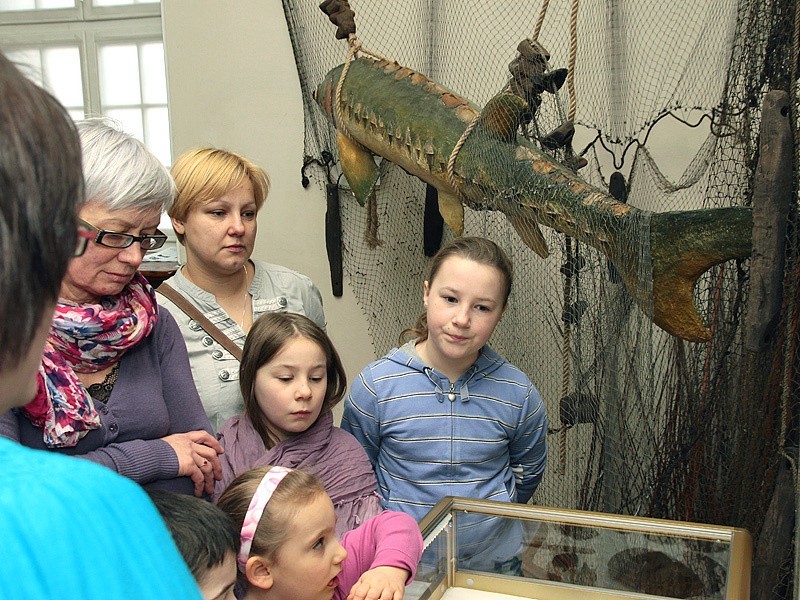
(0, 51, 201, 600)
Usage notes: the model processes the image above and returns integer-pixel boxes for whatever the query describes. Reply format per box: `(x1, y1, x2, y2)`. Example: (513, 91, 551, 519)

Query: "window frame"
(0, 16, 164, 119)
(0, 1, 160, 25)
(0, 1, 178, 244)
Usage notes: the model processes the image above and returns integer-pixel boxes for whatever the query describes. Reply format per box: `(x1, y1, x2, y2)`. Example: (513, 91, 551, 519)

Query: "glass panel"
(0, 0, 36, 10)
(144, 106, 171, 166)
(5, 48, 43, 85)
(104, 108, 143, 142)
(140, 41, 166, 104)
(417, 515, 451, 590)
(452, 508, 731, 599)
(93, 0, 157, 5)
(98, 43, 140, 106)
(42, 46, 83, 107)
(99, 39, 169, 167)
(7, 46, 83, 114)
(0, 0, 74, 10)
(417, 499, 750, 599)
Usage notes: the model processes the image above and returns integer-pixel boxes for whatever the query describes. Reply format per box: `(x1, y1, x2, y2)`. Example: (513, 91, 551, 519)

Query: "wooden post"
(745, 90, 792, 352)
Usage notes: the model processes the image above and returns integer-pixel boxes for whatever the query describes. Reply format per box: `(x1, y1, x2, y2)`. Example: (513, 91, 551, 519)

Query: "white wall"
(162, 0, 376, 418)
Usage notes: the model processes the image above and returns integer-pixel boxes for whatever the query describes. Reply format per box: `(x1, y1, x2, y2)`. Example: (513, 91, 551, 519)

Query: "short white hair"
(77, 118, 175, 213)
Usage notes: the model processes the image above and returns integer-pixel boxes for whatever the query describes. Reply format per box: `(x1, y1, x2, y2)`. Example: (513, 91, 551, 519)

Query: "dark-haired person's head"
(0, 52, 85, 412)
(148, 491, 239, 600)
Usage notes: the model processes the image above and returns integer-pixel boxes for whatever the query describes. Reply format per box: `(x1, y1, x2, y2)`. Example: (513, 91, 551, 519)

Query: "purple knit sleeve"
(0, 402, 180, 485)
(0, 310, 211, 495)
(74, 308, 210, 491)
(94, 438, 178, 482)
(155, 308, 214, 436)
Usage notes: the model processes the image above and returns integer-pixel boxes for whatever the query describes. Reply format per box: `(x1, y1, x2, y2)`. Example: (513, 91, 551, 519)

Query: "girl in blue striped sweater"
(342, 237, 548, 573)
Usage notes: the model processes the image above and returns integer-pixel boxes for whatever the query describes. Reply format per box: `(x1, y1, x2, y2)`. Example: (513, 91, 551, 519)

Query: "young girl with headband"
(217, 465, 423, 600)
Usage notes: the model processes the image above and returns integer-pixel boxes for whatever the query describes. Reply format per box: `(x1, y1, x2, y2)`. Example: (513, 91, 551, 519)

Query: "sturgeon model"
(314, 57, 752, 342)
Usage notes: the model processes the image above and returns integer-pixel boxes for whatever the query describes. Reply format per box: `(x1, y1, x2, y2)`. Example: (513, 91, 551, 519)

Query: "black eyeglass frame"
(78, 218, 168, 252)
(74, 226, 96, 257)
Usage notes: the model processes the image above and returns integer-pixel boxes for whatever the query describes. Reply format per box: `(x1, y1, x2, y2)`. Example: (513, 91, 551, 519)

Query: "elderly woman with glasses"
(0, 118, 223, 498)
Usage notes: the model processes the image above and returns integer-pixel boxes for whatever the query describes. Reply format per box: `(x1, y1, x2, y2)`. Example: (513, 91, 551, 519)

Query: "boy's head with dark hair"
(148, 491, 239, 600)
(0, 51, 84, 411)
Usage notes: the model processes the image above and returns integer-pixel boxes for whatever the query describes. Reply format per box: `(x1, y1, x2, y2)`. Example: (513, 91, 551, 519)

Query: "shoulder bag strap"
(156, 282, 243, 361)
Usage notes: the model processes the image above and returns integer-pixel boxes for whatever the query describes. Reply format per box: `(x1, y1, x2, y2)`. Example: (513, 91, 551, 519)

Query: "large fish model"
(313, 57, 752, 342)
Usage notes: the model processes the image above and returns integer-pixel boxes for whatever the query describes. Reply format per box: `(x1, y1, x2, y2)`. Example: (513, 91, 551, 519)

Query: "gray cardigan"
(157, 260, 326, 431)
(0, 307, 212, 496)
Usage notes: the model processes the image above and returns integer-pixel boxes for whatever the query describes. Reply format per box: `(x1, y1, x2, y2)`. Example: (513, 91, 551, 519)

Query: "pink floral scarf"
(21, 273, 159, 448)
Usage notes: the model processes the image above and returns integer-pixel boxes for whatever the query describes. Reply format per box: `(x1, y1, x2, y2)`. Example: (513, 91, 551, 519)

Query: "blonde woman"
(158, 148, 325, 430)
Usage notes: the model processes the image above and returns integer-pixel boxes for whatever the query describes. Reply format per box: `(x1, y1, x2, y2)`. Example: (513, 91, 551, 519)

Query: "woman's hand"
(162, 431, 224, 497)
(346, 566, 409, 600)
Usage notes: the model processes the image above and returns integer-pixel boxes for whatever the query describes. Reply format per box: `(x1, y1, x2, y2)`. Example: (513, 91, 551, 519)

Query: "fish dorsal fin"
(337, 131, 379, 206)
(476, 93, 528, 143)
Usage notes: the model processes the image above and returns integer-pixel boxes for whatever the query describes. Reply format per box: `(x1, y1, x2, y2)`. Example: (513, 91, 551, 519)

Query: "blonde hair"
(217, 466, 326, 568)
(401, 236, 513, 344)
(169, 147, 270, 243)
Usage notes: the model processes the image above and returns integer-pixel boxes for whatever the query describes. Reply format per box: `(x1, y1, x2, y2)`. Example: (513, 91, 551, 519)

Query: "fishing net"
(282, 1, 799, 597)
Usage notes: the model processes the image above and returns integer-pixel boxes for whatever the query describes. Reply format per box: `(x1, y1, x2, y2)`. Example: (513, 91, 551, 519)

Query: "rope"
(793, 0, 800, 90)
(448, 0, 582, 201)
(332, 33, 395, 244)
(334, 34, 394, 143)
(530, 0, 581, 476)
(700, 265, 725, 400)
(780, 263, 799, 447)
(446, 113, 480, 198)
(365, 190, 382, 248)
(566, 0, 579, 122)
(530, 0, 579, 121)
(332, 36, 359, 142)
(531, 0, 551, 43)
(532, 0, 578, 475)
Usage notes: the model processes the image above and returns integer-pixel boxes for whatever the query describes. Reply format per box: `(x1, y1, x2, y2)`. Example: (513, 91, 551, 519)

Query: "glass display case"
(413, 497, 752, 600)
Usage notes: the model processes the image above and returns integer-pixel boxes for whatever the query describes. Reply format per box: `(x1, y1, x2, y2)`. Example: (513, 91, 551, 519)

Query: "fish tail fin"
(648, 206, 752, 341)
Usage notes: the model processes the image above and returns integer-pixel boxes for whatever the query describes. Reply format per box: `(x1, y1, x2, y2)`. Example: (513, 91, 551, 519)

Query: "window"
(0, 0, 170, 164)
(0, 0, 177, 254)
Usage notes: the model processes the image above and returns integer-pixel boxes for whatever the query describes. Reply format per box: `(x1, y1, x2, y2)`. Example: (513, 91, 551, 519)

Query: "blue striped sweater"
(342, 341, 548, 524)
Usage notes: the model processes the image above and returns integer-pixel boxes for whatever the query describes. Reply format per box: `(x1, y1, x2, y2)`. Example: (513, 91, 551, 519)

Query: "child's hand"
(346, 566, 409, 600)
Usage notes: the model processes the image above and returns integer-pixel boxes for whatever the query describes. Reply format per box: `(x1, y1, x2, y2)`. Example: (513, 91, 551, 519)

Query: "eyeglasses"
(79, 219, 168, 252)
(74, 225, 96, 257)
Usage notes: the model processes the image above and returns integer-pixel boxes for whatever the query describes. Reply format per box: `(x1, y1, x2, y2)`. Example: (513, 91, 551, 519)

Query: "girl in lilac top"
(217, 466, 423, 600)
(215, 312, 381, 538)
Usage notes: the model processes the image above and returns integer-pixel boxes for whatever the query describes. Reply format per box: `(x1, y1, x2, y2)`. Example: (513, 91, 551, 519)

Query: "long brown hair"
(239, 312, 347, 448)
(400, 236, 514, 344)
